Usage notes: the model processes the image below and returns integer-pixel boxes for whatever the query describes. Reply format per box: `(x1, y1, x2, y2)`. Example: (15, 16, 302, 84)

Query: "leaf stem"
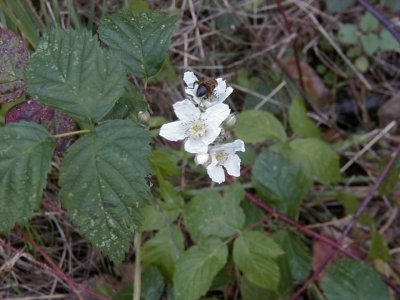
(133, 231, 142, 300)
(53, 129, 91, 139)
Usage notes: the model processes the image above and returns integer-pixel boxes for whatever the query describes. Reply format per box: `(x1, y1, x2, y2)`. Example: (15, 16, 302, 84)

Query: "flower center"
(188, 120, 206, 138)
(215, 150, 228, 164)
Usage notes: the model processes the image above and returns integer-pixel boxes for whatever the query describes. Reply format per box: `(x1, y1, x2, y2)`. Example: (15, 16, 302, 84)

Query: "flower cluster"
(160, 72, 245, 183)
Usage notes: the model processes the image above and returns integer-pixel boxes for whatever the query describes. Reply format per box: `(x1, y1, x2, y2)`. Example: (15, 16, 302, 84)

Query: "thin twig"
(254, 81, 287, 110)
(0, 239, 111, 300)
(340, 121, 397, 173)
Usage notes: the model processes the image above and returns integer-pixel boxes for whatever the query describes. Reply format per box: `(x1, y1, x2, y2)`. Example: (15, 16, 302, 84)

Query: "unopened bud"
(195, 153, 210, 166)
(223, 114, 236, 129)
(138, 111, 150, 124)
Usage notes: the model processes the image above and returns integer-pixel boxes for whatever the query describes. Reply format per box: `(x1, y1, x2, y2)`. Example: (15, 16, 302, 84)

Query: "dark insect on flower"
(195, 78, 218, 98)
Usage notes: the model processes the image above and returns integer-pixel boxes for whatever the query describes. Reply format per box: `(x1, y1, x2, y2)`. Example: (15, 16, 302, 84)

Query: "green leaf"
(150, 149, 180, 177)
(26, 28, 127, 123)
(379, 29, 400, 51)
(140, 200, 180, 231)
(346, 46, 362, 58)
(360, 13, 379, 32)
(355, 56, 369, 73)
(0, 29, 29, 103)
(0, 122, 55, 232)
(337, 192, 372, 226)
(233, 230, 284, 291)
(289, 96, 321, 138)
(240, 277, 272, 300)
(325, 0, 355, 12)
(273, 230, 311, 283)
(173, 238, 228, 300)
(98, 11, 178, 79)
(235, 110, 286, 144)
(184, 183, 245, 240)
(142, 226, 185, 281)
(288, 138, 341, 184)
(158, 176, 184, 210)
(379, 157, 400, 196)
(337, 24, 358, 45)
(103, 83, 147, 121)
(361, 33, 380, 55)
(114, 266, 164, 300)
(252, 150, 310, 219)
(322, 258, 390, 300)
(368, 231, 391, 262)
(59, 120, 150, 264)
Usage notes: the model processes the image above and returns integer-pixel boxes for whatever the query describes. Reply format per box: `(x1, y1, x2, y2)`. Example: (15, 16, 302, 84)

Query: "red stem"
(244, 190, 359, 259)
(291, 143, 400, 299)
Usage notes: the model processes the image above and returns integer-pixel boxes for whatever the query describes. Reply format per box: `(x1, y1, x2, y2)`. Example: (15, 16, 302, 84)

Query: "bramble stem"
(291, 143, 400, 299)
(133, 232, 142, 300)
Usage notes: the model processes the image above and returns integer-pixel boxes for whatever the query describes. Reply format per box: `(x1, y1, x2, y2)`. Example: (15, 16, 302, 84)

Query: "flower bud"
(223, 113, 236, 129)
(138, 111, 150, 124)
(195, 153, 210, 165)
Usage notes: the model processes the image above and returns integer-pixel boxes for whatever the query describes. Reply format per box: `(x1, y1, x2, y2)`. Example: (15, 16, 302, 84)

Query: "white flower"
(183, 71, 234, 108)
(159, 99, 230, 154)
(197, 139, 245, 184)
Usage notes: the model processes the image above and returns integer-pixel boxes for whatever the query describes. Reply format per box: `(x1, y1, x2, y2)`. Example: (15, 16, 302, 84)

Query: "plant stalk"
(133, 231, 142, 300)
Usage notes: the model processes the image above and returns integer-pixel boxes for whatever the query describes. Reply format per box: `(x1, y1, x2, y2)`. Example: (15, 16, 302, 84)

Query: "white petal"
(173, 99, 200, 121)
(224, 154, 241, 177)
(183, 71, 198, 87)
(223, 139, 245, 153)
(195, 153, 210, 165)
(202, 126, 221, 145)
(202, 103, 230, 128)
(159, 121, 187, 141)
(205, 79, 233, 106)
(185, 138, 208, 153)
(207, 163, 225, 184)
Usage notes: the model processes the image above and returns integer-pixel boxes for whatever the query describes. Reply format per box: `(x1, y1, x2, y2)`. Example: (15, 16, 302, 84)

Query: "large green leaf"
(234, 110, 287, 144)
(184, 183, 245, 240)
(26, 28, 127, 122)
(322, 258, 390, 300)
(289, 97, 321, 138)
(0, 122, 55, 232)
(273, 230, 311, 283)
(288, 138, 341, 184)
(98, 11, 178, 79)
(59, 119, 150, 264)
(240, 277, 271, 300)
(233, 230, 284, 291)
(0, 29, 29, 103)
(142, 226, 185, 281)
(173, 238, 228, 300)
(252, 150, 310, 219)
